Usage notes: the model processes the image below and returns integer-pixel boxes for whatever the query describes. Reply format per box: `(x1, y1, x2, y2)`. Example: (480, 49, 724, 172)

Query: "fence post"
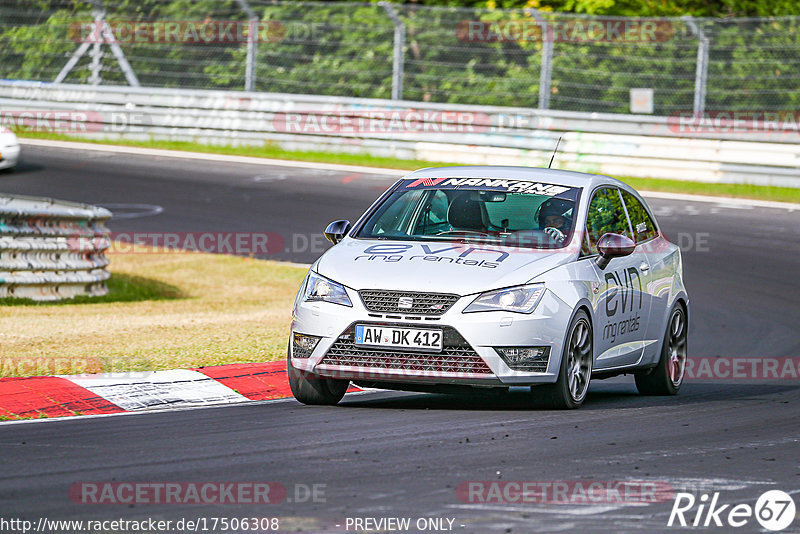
(380, 2, 405, 101)
(529, 9, 552, 110)
(683, 16, 709, 117)
(235, 0, 258, 91)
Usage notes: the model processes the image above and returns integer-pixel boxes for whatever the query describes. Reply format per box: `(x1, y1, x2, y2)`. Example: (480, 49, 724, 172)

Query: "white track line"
(21, 138, 800, 210)
(19, 138, 406, 176)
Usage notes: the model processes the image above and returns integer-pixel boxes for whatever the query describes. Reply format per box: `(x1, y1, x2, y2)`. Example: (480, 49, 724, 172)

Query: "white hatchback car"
(0, 128, 21, 170)
(289, 166, 689, 409)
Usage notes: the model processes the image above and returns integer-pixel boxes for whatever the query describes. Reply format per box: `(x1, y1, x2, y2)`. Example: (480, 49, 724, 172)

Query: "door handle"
(639, 262, 650, 272)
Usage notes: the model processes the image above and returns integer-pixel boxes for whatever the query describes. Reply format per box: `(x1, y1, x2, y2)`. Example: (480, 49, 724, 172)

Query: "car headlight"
(463, 283, 545, 314)
(303, 271, 352, 307)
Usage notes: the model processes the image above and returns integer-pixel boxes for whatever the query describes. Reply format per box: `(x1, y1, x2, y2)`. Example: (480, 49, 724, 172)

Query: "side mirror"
(324, 220, 351, 245)
(596, 233, 635, 270)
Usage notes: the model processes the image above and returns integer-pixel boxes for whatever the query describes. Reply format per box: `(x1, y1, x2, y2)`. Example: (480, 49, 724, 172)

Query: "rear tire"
(287, 345, 348, 405)
(538, 310, 593, 409)
(635, 303, 687, 395)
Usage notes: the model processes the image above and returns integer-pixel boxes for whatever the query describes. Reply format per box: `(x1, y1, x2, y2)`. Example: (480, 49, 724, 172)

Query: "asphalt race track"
(1, 144, 799, 532)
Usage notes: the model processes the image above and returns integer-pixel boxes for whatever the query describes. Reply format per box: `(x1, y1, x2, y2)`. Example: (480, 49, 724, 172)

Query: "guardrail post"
(529, 9, 553, 110)
(683, 16, 709, 117)
(235, 0, 258, 91)
(380, 2, 405, 101)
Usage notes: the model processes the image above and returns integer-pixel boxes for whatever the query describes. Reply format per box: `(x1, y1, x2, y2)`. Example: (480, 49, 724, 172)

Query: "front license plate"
(354, 325, 443, 352)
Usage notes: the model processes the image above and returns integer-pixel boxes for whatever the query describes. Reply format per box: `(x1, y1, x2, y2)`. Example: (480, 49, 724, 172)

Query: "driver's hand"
(544, 227, 566, 243)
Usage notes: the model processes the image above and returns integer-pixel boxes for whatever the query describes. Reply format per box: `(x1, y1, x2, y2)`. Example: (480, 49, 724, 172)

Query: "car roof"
(402, 166, 627, 191)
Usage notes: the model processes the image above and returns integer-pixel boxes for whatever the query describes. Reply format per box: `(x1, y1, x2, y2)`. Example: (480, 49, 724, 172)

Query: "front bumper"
(0, 143, 20, 169)
(291, 286, 573, 386)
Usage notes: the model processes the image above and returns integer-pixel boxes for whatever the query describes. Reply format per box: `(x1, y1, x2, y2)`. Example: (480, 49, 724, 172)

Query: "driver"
(538, 198, 572, 243)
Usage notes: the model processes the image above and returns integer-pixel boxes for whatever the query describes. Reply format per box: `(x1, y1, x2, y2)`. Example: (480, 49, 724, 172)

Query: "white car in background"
(289, 166, 689, 409)
(0, 128, 20, 170)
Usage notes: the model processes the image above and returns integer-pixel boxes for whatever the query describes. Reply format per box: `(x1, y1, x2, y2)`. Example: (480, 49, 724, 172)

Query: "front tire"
(538, 310, 593, 409)
(287, 345, 348, 405)
(635, 303, 687, 395)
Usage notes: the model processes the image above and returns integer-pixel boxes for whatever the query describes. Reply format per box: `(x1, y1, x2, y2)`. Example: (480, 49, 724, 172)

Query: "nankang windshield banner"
(400, 177, 580, 200)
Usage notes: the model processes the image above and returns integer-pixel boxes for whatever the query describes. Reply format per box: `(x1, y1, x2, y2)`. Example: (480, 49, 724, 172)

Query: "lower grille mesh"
(321, 324, 491, 374)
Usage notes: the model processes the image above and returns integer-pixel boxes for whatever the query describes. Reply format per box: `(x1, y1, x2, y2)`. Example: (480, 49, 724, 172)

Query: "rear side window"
(621, 190, 658, 243)
(583, 187, 632, 255)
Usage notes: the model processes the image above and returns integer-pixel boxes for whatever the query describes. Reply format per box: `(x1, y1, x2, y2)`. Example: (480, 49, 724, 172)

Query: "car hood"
(315, 238, 576, 296)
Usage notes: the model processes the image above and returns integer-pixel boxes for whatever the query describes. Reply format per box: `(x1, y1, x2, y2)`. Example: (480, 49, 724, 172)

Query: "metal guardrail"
(1, 81, 799, 188)
(0, 194, 111, 301)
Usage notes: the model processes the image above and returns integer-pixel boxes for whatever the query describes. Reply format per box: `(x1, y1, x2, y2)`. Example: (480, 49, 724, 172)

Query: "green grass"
(16, 131, 800, 204)
(0, 247, 303, 421)
(0, 246, 306, 377)
(616, 177, 800, 204)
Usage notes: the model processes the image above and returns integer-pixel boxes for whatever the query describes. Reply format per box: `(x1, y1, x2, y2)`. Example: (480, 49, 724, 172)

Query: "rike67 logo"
(668, 490, 796, 531)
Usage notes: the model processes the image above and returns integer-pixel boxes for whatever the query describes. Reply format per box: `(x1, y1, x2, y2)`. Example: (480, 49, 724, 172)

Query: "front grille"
(320, 324, 491, 374)
(359, 290, 460, 316)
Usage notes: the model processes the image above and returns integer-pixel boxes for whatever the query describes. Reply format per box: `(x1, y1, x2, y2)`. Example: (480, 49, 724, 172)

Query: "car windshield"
(357, 178, 582, 249)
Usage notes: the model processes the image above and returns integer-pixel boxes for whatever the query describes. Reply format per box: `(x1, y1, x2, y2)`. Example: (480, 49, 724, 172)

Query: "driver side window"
(621, 190, 658, 243)
(582, 187, 632, 255)
(414, 190, 450, 234)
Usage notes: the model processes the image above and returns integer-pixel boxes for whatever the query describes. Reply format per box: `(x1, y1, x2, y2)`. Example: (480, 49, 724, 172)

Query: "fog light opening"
(495, 347, 550, 372)
(293, 332, 321, 358)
